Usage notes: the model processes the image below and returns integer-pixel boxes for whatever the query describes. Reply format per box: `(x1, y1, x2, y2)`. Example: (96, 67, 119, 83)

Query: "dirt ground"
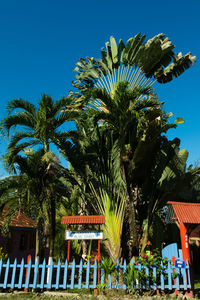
(0, 291, 194, 300)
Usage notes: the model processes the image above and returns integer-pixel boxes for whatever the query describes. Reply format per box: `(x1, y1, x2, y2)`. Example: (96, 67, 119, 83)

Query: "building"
(0, 206, 36, 261)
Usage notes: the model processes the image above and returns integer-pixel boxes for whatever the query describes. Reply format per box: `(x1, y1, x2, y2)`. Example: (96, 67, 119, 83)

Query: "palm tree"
(1, 94, 80, 257)
(0, 149, 69, 259)
(1, 94, 80, 171)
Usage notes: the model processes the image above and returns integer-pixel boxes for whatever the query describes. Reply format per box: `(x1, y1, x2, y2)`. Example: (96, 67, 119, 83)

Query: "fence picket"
(175, 267, 180, 290)
(17, 259, 24, 289)
(47, 258, 54, 290)
(33, 257, 39, 289)
(167, 261, 172, 290)
(138, 263, 142, 289)
(3, 258, 10, 289)
(70, 259, 75, 289)
(160, 261, 164, 290)
(78, 259, 83, 289)
(186, 262, 191, 288)
(145, 266, 149, 290)
(0, 256, 191, 292)
(100, 262, 104, 286)
(153, 265, 157, 290)
(55, 259, 61, 289)
(40, 259, 46, 289)
(11, 259, 17, 289)
(108, 273, 112, 289)
(115, 259, 119, 289)
(62, 259, 68, 289)
(85, 259, 90, 289)
(0, 259, 2, 280)
(182, 265, 187, 290)
(123, 259, 127, 289)
(93, 260, 97, 288)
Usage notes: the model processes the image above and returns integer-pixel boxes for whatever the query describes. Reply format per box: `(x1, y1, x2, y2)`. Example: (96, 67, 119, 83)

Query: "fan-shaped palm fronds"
(73, 34, 196, 93)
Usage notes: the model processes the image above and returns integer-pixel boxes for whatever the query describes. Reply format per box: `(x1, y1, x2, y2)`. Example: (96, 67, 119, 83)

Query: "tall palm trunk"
(121, 155, 139, 260)
(123, 162, 139, 259)
(140, 218, 151, 256)
(35, 217, 43, 261)
(78, 196, 87, 256)
(48, 196, 56, 258)
(119, 137, 139, 259)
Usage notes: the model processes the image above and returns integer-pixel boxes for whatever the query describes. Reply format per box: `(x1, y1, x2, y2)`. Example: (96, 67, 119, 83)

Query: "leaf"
(175, 117, 184, 124)
(110, 36, 118, 64)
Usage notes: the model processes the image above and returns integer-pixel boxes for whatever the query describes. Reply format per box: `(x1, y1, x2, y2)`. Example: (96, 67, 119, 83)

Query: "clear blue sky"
(0, 0, 200, 177)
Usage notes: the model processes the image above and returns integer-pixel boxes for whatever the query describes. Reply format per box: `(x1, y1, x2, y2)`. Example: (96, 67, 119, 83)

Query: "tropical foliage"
(0, 33, 199, 262)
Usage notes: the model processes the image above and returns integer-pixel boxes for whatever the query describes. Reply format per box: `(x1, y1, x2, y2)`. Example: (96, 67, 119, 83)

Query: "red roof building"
(0, 207, 36, 261)
(168, 201, 200, 224)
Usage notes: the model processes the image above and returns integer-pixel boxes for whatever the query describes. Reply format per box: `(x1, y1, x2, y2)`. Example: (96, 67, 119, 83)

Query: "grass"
(0, 291, 189, 300)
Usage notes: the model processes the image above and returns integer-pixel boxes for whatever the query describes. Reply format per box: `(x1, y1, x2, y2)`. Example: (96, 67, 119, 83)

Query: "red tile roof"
(61, 215, 105, 225)
(168, 201, 200, 224)
(0, 206, 36, 229)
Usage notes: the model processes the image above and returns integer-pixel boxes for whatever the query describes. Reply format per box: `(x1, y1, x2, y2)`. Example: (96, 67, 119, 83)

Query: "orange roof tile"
(168, 201, 200, 224)
(61, 215, 105, 225)
(0, 206, 36, 229)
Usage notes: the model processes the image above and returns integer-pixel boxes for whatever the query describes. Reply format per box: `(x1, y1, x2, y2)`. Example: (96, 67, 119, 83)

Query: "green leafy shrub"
(125, 249, 178, 294)
(0, 247, 7, 263)
(100, 257, 116, 286)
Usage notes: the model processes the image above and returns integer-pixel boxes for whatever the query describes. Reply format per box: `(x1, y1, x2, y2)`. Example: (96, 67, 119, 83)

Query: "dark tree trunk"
(49, 197, 56, 258)
(122, 162, 139, 259)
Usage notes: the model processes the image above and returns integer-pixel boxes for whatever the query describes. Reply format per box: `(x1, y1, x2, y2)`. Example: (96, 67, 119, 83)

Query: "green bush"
(0, 247, 8, 263)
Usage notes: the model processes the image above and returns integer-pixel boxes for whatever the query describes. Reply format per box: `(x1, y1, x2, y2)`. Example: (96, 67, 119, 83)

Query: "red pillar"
(67, 227, 70, 262)
(97, 239, 101, 283)
(180, 222, 190, 264)
(180, 222, 194, 298)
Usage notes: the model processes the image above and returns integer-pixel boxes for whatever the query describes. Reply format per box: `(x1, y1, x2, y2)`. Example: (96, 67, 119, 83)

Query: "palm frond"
(89, 180, 126, 263)
(6, 99, 36, 115)
(2, 112, 35, 134)
(8, 131, 36, 150)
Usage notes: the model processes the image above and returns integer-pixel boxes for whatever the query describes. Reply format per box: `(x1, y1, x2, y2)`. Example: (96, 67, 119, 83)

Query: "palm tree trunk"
(122, 162, 139, 259)
(140, 219, 150, 256)
(79, 196, 87, 256)
(35, 218, 43, 261)
(49, 197, 56, 258)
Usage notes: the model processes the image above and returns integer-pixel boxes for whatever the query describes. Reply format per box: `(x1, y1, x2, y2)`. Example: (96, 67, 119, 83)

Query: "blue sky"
(0, 0, 200, 177)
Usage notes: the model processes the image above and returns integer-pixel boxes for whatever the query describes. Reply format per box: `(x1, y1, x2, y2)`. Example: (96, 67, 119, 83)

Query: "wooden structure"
(0, 206, 36, 261)
(168, 202, 200, 265)
(61, 215, 105, 263)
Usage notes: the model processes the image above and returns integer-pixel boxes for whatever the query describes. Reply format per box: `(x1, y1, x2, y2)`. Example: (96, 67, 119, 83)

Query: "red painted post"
(180, 222, 190, 264)
(24, 254, 31, 292)
(180, 222, 194, 298)
(67, 227, 70, 262)
(97, 239, 100, 283)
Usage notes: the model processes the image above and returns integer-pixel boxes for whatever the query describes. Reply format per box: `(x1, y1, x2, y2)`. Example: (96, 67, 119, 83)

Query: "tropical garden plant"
(0, 94, 80, 258)
(0, 33, 199, 267)
(71, 33, 199, 259)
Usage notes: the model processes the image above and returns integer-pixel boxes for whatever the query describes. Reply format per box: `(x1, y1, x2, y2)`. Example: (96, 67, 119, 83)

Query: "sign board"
(175, 259, 185, 268)
(65, 231, 103, 240)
